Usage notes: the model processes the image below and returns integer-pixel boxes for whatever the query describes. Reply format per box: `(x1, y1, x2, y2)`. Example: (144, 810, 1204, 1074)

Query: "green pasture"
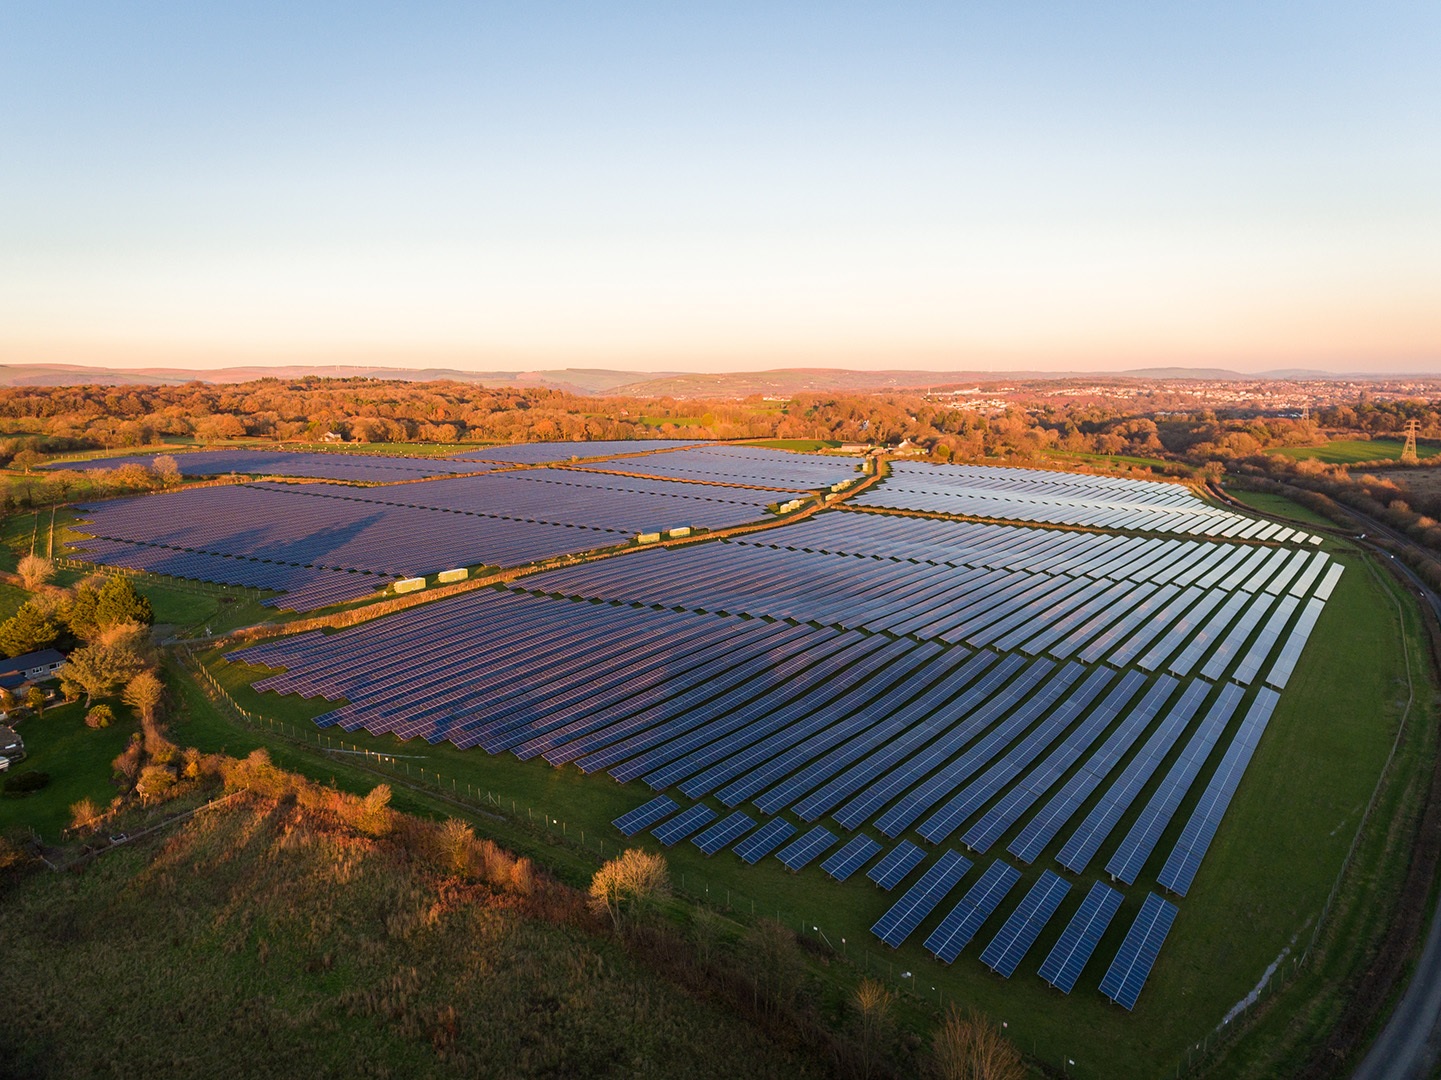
(742, 439, 845, 452)
(1269, 439, 1440, 464)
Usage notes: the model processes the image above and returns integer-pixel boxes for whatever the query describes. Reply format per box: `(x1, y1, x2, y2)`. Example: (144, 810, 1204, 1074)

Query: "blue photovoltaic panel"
(1038, 882, 1125, 994)
(821, 835, 883, 882)
(1099, 893, 1179, 1010)
(691, 811, 756, 856)
(652, 804, 717, 846)
(867, 841, 929, 890)
(924, 861, 1022, 963)
(979, 871, 1071, 978)
(613, 795, 679, 836)
(1157, 689, 1281, 896)
(775, 826, 838, 871)
(734, 819, 797, 864)
(871, 850, 973, 948)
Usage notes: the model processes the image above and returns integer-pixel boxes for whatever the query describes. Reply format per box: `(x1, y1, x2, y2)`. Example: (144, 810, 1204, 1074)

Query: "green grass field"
(1223, 488, 1338, 530)
(0, 700, 137, 838)
(741, 439, 844, 452)
(1270, 439, 1440, 464)
(167, 545, 1416, 1080)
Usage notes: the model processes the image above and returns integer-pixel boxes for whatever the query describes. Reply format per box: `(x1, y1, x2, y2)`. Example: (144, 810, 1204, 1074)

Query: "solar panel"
(867, 841, 929, 890)
(652, 804, 717, 846)
(1037, 881, 1125, 993)
(691, 811, 756, 856)
(923, 860, 1022, 963)
(1099, 893, 1179, 1010)
(979, 870, 1071, 977)
(821, 835, 883, 882)
(871, 850, 972, 948)
(612, 795, 679, 836)
(733, 819, 797, 863)
(775, 826, 839, 871)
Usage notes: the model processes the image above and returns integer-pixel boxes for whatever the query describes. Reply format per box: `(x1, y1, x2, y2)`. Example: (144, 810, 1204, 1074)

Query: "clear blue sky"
(2, 2, 1437, 373)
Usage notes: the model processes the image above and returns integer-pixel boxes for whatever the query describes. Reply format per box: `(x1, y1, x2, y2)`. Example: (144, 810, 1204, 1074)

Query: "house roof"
(0, 649, 66, 679)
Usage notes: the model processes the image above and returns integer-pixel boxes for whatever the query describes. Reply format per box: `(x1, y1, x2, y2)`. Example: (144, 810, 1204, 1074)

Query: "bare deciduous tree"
(930, 1005, 1024, 1080)
(589, 848, 670, 930)
(16, 553, 54, 591)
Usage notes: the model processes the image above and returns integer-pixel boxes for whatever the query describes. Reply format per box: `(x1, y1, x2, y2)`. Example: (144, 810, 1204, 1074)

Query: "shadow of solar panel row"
(264, 469, 774, 533)
(979, 870, 1071, 977)
(1099, 893, 1179, 1010)
(856, 462, 1313, 539)
(53, 448, 494, 481)
(1038, 881, 1125, 993)
(70, 537, 383, 610)
(1158, 688, 1281, 896)
(924, 860, 1022, 963)
(582, 445, 863, 491)
(822, 835, 883, 881)
(1104, 683, 1246, 884)
(452, 439, 713, 463)
(871, 850, 972, 948)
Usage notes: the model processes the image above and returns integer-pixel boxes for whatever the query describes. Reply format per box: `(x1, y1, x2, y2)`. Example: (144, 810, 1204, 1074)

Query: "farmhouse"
(0, 649, 67, 691)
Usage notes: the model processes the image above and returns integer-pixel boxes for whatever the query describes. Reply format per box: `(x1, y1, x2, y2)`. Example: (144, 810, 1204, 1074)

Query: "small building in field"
(0, 649, 67, 692)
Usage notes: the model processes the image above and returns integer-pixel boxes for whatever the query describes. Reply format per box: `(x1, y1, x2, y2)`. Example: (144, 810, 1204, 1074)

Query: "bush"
(84, 705, 114, 729)
(3, 770, 51, 796)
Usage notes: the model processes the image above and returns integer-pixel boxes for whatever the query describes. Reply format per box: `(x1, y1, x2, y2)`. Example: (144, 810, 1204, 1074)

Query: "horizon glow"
(2, 3, 1438, 375)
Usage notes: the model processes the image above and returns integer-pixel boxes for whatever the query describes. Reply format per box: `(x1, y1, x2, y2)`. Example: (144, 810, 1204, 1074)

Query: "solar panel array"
(582, 445, 863, 491)
(68, 467, 775, 609)
(53, 448, 493, 482)
(215, 455, 1345, 1006)
(856, 462, 1318, 540)
(454, 439, 712, 463)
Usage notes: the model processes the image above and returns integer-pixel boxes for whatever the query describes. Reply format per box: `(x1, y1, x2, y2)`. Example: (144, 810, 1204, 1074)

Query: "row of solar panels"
(614, 794, 1175, 1009)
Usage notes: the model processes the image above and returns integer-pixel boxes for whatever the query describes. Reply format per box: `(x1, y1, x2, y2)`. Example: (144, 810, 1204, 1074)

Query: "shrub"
(3, 770, 51, 796)
(84, 705, 114, 729)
